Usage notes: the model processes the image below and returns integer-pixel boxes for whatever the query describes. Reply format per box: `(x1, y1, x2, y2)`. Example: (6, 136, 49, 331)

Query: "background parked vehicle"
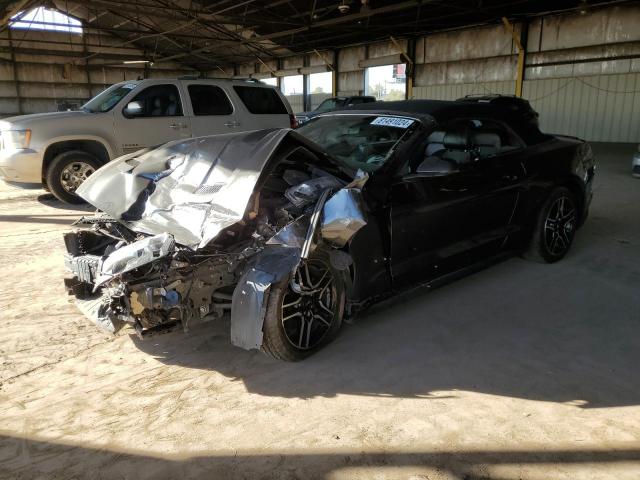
(0, 78, 295, 203)
(295, 95, 376, 126)
(633, 144, 640, 178)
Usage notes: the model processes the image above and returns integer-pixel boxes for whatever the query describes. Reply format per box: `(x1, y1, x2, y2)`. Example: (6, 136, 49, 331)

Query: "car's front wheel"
(524, 186, 578, 263)
(46, 150, 101, 204)
(261, 251, 346, 361)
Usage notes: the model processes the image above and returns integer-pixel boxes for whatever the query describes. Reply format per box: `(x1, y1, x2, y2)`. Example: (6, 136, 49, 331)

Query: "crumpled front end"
(63, 129, 368, 347)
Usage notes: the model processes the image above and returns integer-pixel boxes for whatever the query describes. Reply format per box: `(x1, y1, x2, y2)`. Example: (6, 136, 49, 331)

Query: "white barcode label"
(370, 117, 414, 128)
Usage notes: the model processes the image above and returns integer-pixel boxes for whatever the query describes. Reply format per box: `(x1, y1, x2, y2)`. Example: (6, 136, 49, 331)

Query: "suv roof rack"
(176, 75, 265, 84)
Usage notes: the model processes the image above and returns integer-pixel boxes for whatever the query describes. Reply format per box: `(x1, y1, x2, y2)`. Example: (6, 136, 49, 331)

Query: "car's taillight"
(289, 114, 299, 129)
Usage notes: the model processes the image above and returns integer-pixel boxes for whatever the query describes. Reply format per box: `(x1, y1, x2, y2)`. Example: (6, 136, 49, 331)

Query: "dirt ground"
(0, 143, 639, 480)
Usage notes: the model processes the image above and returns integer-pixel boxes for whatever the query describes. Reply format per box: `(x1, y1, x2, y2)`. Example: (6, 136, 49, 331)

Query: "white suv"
(0, 78, 295, 203)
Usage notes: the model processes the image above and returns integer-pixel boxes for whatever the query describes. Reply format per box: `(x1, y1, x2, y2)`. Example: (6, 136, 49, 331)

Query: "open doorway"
(365, 64, 406, 101)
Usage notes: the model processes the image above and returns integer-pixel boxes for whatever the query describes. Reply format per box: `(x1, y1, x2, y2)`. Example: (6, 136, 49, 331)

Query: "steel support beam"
(502, 17, 527, 98)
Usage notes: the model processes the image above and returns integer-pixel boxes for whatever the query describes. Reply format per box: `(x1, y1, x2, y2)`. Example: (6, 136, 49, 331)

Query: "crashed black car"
(63, 97, 595, 361)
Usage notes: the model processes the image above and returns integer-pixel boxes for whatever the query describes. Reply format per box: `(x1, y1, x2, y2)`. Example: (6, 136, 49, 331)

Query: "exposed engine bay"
(63, 129, 367, 350)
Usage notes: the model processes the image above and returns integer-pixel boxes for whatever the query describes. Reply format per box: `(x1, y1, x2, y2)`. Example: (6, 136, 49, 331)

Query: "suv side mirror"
(123, 101, 144, 118)
(412, 156, 459, 177)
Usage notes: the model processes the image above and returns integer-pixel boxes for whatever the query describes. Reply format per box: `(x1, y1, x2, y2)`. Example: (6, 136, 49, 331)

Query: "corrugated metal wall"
(285, 94, 304, 113)
(310, 92, 331, 109)
(409, 4, 640, 143)
(523, 74, 640, 142)
(411, 75, 640, 143)
(412, 81, 516, 101)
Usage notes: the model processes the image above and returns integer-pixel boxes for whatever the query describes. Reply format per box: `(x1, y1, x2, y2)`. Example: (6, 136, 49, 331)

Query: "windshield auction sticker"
(370, 117, 414, 128)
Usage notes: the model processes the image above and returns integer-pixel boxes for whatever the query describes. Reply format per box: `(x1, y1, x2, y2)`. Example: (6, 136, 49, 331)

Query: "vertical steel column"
(406, 38, 416, 100)
(502, 17, 527, 98)
(82, 33, 93, 100)
(332, 49, 338, 96)
(302, 54, 310, 112)
(7, 28, 22, 114)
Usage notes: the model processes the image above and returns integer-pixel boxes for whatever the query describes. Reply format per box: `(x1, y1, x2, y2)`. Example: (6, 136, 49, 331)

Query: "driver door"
(390, 122, 522, 287)
(114, 82, 192, 155)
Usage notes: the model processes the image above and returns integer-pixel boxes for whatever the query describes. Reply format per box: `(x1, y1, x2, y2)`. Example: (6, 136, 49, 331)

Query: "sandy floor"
(0, 143, 639, 480)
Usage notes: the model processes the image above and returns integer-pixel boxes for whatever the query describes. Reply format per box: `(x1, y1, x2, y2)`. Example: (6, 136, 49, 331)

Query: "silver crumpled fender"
(230, 173, 368, 351)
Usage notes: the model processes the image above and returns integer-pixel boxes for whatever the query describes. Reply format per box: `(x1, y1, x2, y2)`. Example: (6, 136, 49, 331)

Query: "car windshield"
(315, 98, 342, 113)
(297, 114, 416, 173)
(82, 83, 137, 113)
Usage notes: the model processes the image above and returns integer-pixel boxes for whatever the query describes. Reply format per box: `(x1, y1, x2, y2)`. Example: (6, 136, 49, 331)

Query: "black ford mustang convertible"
(63, 96, 595, 361)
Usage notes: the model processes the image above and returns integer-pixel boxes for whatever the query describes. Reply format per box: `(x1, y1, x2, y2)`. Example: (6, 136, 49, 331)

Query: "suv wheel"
(46, 150, 101, 204)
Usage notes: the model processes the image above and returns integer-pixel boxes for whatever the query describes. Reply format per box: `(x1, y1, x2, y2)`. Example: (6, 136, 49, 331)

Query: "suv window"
(127, 84, 182, 117)
(83, 83, 136, 113)
(188, 85, 233, 115)
(233, 86, 287, 114)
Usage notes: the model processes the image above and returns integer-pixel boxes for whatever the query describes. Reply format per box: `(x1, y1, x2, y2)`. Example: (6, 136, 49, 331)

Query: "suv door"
(114, 82, 191, 155)
(390, 119, 523, 286)
(182, 82, 238, 137)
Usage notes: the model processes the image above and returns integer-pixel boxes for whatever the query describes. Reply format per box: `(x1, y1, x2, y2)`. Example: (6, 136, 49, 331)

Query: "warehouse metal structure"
(0, 0, 638, 141)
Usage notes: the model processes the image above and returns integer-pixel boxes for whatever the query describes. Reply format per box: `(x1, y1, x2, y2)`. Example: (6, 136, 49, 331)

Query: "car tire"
(261, 249, 346, 361)
(46, 150, 101, 204)
(523, 186, 578, 263)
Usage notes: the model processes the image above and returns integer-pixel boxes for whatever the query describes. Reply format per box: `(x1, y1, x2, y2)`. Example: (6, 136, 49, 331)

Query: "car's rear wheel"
(523, 187, 578, 263)
(261, 251, 345, 361)
(46, 150, 101, 204)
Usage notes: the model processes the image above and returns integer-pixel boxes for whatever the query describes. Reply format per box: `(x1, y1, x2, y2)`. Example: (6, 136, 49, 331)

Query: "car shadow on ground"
(132, 229, 640, 408)
(131, 150, 640, 408)
(36, 193, 95, 212)
(1, 433, 639, 479)
(0, 213, 87, 225)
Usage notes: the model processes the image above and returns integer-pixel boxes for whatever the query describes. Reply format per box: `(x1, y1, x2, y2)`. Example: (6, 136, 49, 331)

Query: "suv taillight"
(289, 114, 299, 129)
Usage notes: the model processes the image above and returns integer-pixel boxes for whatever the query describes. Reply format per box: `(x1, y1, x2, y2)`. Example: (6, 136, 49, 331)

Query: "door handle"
(169, 122, 187, 129)
(501, 174, 519, 181)
(224, 121, 240, 128)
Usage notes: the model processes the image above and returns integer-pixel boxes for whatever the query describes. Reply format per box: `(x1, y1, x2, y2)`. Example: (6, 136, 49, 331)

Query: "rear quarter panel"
(514, 135, 595, 233)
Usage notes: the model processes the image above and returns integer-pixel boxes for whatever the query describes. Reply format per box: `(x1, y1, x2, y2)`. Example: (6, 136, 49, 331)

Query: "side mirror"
(412, 156, 459, 177)
(123, 101, 143, 118)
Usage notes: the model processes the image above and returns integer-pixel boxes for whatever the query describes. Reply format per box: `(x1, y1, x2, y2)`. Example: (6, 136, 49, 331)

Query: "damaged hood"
(78, 129, 292, 249)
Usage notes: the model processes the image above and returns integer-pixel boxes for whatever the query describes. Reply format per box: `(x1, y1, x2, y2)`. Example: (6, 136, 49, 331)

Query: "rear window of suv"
(188, 85, 233, 115)
(233, 86, 288, 114)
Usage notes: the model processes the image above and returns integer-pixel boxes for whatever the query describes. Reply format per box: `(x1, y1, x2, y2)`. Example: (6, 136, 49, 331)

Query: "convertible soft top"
(341, 97, 546, 144)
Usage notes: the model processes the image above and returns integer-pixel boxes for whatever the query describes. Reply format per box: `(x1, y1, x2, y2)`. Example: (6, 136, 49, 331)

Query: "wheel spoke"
(317, 300, 333, 316)
(282, 312, 302, 322)
(313, 314, 331, 327)
(283, 296, 302, 309)
(298, 319, 306, 348)
(310, 268, 328, 289)
(304, 319, 313, 347)
(303, 263, 312, 287)
(560, 209, 575, 222)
